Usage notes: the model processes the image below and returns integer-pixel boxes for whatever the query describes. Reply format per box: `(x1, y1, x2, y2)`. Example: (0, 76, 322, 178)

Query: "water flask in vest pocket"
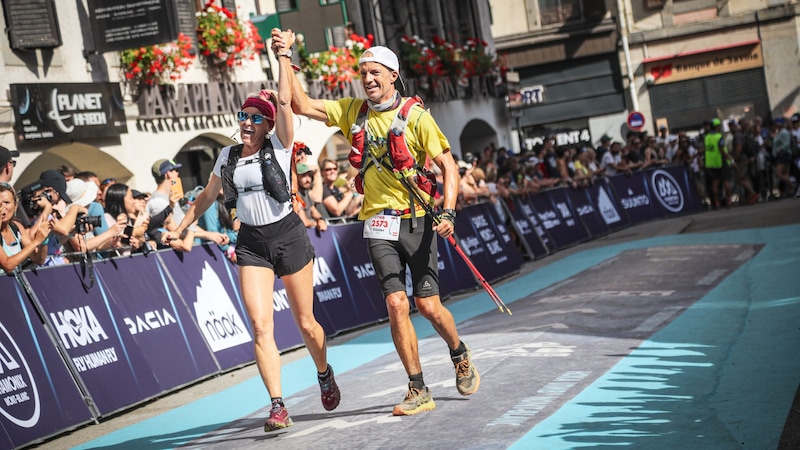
(262, 155, 292, 203)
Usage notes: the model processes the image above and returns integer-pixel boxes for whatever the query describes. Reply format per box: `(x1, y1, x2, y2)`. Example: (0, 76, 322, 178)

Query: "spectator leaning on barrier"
(63, 178, 126, 255)
(295, 163, 328, 232)
(198, 188, 239, 262)
(0, 182, 51, 273)
(104, 184, 149, 253)
(601, 141, 630, 177)
(277, 28, 480, 417)
(162, 41, 340, 433)
(320, 158, 361, 221)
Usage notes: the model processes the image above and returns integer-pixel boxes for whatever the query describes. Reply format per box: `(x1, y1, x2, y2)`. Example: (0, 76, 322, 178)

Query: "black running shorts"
(368, 215, 439, 298)
(236, 213, 315, 277)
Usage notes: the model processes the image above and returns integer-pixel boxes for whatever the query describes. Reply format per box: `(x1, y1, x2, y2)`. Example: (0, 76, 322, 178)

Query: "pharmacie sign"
(644, 40, 763, 85)
(10, 83, 128, 144)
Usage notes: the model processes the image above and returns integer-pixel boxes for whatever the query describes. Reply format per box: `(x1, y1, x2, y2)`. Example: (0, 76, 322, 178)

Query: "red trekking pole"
(399, 176, 512, 315)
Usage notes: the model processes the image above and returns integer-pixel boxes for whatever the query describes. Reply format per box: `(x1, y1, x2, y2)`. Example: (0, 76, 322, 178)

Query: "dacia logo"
(50, 306, 109, 349)
(124, 309, 178, 335)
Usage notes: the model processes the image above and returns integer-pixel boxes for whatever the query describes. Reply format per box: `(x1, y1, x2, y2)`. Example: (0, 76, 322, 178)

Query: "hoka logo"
(313, 257, 337, 285)
(49, 307, 109, 349)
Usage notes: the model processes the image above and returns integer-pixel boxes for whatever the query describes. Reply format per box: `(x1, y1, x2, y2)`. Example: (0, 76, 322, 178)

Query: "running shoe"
(452, 344, 480, 395)
(392, 382, 436, 416)
(319, 364, 341, 411)
(264, 402, 293, 432)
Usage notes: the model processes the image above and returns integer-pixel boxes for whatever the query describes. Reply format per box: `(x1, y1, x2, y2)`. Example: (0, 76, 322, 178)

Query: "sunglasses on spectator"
(101, 178, 116, 185)
(237, 111, 265, 125)
(7, 160, 16, 167)
(323, 167, 338, 172)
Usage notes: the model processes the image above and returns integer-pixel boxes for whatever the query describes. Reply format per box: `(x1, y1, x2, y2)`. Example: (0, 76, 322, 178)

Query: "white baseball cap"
(358, 46, 399, 72)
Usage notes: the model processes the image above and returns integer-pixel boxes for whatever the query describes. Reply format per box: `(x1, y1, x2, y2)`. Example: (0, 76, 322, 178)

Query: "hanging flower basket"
(120, 33, 196, 94)
(196, 1, 264, 70)
(297, 32, 374, 91)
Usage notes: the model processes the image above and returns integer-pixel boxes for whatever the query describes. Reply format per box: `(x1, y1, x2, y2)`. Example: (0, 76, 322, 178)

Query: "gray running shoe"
(452, 344, 480, 395)
(392, 382, 436, 416)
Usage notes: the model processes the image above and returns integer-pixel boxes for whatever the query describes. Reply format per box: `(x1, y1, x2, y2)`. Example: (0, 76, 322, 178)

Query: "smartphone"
(121, 225, 134, 245)
(170, 178, 184, 200)
(133, 211, 148, 227)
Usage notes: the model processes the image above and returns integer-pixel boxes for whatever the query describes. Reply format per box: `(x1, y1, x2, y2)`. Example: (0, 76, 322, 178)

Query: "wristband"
(440, 212, 455, 226)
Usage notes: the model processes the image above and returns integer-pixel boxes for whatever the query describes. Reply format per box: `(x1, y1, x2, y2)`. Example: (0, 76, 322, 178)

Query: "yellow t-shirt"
(324, 97, 450, 220)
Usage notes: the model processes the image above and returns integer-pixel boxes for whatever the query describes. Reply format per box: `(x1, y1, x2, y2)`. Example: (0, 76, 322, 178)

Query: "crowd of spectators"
(0, 150, 235, 274)
(2, 113, 798, 273)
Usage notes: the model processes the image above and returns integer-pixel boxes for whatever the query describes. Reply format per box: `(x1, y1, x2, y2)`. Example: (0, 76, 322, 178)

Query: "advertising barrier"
(0, 276, 93, 449)
(2, 164, 701, 446)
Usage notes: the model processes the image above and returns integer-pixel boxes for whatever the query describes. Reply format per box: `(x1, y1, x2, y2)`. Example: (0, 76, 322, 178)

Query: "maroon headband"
(241, 97, 276, 122)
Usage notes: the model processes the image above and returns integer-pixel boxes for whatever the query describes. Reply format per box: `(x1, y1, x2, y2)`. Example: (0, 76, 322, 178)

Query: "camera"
(76, 213, 102, 234)
(18, 181, 50, 217)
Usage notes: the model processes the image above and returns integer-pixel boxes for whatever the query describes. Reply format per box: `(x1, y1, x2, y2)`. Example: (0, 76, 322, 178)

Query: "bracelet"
(440, 212, 455, 226)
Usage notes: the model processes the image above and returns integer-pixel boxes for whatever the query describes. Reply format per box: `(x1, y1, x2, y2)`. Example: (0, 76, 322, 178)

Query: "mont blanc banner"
(0, 276, 93, 449)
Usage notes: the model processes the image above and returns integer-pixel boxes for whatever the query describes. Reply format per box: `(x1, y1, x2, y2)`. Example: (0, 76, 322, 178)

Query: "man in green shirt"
(704, 118, 732, 208)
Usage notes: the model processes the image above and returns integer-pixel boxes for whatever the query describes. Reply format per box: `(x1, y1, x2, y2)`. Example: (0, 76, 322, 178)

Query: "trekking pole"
(399, 175, 512, 315)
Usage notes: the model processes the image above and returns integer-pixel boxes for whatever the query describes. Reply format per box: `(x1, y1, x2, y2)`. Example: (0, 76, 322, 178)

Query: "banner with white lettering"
(567, 185, 610, 238)
(93, 253, 220, 391)
(0, 276, 93, 448)
(585, 179, 630, 232)
(526, 190, 580, 251)
(546, 188, 591, 245)
(605, 170, 659, 225)
(10, 83, 127, 144)
(308, 228, 384, 335)
(329, 224, 389, 319)
(647, 165, 704, 216)
(456, 203, 524, 283)
(155, 246, 264, 369)
(507, 194, 553, 259)
(24, 266, 163, 416)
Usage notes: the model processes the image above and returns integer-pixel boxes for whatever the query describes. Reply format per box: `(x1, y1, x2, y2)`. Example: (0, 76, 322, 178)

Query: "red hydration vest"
(347, 96, 437, 200)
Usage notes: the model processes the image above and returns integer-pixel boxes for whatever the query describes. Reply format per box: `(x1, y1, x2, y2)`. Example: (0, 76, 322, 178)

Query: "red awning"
(642, 39, 761, 64)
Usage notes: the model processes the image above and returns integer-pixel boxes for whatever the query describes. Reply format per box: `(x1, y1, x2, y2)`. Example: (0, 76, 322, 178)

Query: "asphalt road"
(33, 198, 800, 450)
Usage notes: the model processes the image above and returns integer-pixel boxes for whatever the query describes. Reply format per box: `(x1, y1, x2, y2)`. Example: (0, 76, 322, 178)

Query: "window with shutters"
(3, 0, 61, 49)
(175, 0, 200, 53)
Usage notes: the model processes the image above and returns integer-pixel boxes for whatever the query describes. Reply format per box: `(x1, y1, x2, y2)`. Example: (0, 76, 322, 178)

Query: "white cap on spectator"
(65, 178, 98, 207)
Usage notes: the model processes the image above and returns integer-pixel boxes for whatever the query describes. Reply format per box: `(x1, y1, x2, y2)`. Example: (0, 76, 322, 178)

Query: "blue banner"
(647, 165, 705, 216)
(606, 170, 659, 225)
(0, 276, 93, 448)
(546, 188, 591, 246)
(585, 179, 629, 232)
(308, 228, 384, 335)
(507, 195, 552, 259)
(329, 224, 389, 318)
(156, 246, 264, 367)
(567, 185, 610, 239)
(93, 253, 220, 391)
(526, 190, 580, 251)
(24, 265, 163, 416)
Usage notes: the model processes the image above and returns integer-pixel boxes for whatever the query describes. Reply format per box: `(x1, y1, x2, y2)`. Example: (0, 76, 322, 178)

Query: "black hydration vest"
(221, 141, 292, 210)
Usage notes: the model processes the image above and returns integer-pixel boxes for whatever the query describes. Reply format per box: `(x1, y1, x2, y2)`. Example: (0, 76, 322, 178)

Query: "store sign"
(508, 84, 545, 108)
(10, 83, 128, 144)
(524, 129, 591, 149)
(644, 41, 763, 85)
(89, 0, 178, 53)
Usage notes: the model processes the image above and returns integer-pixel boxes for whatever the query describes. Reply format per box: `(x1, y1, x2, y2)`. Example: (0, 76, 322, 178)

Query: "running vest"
(347, 97, 437, 199)
(704, 132, 724, 169)
(221, 141, 291, 210)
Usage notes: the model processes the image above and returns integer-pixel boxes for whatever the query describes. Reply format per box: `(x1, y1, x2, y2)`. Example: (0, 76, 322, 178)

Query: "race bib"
(363, 214, 401, 241)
